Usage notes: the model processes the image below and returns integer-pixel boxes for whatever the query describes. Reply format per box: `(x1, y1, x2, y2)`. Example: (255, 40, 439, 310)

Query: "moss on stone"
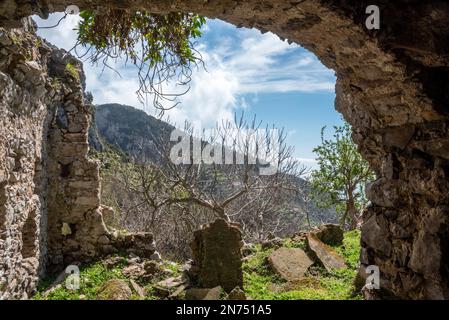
(65, 62, 80, 81)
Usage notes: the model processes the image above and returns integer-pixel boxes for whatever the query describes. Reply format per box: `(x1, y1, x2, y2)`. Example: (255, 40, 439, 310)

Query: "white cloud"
(161, 24, 335, 127)
(161, 65, 240, 127)
(85, 65, 142, 107)
(35, 15, 335, 129)
(34, 14, 81, 49)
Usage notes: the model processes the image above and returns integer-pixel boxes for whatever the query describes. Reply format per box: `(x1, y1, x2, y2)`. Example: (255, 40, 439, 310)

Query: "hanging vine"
(73, 8, 206, 112)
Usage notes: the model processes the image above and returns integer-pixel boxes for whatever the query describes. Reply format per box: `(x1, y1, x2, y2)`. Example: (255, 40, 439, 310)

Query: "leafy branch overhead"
(75, 8, 206, 110)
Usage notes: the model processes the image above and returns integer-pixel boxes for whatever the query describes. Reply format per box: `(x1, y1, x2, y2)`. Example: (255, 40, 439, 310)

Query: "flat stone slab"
(268, 247, 314, 281)
(306, 234, 347, 271)
(156, 276, 185, 289)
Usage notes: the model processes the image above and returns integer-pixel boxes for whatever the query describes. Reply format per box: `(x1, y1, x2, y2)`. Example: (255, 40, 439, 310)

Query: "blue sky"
(34, 14, 343, 167)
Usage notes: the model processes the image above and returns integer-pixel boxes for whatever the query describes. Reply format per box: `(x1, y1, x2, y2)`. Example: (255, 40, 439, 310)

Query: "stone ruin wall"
(0, 0, 449, 299)
(0, 20, 50, 299)
(0, 19, 156, 299)
(0, 19, 108, 299)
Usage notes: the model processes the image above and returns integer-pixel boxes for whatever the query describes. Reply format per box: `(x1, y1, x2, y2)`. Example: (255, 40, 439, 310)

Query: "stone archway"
(1, 0, 449, 299)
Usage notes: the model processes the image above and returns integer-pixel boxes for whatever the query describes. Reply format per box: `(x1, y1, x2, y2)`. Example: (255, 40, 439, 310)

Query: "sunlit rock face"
(1, 0, 449, 299)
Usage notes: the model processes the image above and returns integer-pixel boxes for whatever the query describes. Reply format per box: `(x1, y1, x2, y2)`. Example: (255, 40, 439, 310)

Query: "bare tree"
(99, 115, 309, 258)
(141, 116, 306, 220)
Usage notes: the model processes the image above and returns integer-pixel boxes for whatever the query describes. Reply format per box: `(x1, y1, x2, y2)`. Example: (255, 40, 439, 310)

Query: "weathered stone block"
(361, 214, 392, 257)
(268, 247, 313, 281)
(306, 234, 346, 272)
(190, 219, 243, 293)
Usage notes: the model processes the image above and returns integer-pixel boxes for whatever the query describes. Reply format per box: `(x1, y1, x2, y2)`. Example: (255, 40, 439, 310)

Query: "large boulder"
(312, 224, 344, 246)
(306, 234, 346, 272)
(268, 247, 313, 281)
(190, 219, 243, 293)
(97, 279, 132, 300)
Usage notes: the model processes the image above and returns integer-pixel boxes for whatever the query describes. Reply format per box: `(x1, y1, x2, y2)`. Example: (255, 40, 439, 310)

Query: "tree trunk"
(214, 207, 230, 222)
(347, 196, 358, 230)
(341, 187, 359, 230)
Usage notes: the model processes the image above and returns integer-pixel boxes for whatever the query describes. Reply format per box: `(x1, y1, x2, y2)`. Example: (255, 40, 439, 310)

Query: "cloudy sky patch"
(34, 14, 341, 167)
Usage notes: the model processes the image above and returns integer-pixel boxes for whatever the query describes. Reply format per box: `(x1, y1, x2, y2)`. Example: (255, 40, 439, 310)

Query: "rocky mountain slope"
(90, 104, 173, 163)
(89, 103, 337, 231)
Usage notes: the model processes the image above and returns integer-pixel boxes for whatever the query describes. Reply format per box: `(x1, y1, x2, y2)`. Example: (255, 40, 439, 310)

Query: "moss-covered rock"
(97, 279, 132, 300)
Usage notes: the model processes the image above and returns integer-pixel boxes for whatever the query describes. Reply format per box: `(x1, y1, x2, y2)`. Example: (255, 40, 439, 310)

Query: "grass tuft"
(65, 62, 80, 81)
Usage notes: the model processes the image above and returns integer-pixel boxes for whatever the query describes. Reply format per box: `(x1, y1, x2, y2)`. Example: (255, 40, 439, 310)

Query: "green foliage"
(160, 261, 182, 277)
(243, 245, 277, 278)
(243, 231, 363, 300)
(8, 32, 22, 45)
(51, 77, 62, 88)
(90, 145, 128, 174)
(310, 122, 374, 228)
(282, 238, 307, 250)
(77, 10, 204, 64)
(32, 256, 169, 301)
(336, 229, 361, 269)
(33, 259, 128, 300)
(76, 8, 206, 107)
(65, 62, 80, 81)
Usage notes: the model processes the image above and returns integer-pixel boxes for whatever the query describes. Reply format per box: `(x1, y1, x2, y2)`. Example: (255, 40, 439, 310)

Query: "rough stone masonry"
(0, 18, 155, 299)
(1, 0, 449, 299)
(190, 219, 244, 293)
